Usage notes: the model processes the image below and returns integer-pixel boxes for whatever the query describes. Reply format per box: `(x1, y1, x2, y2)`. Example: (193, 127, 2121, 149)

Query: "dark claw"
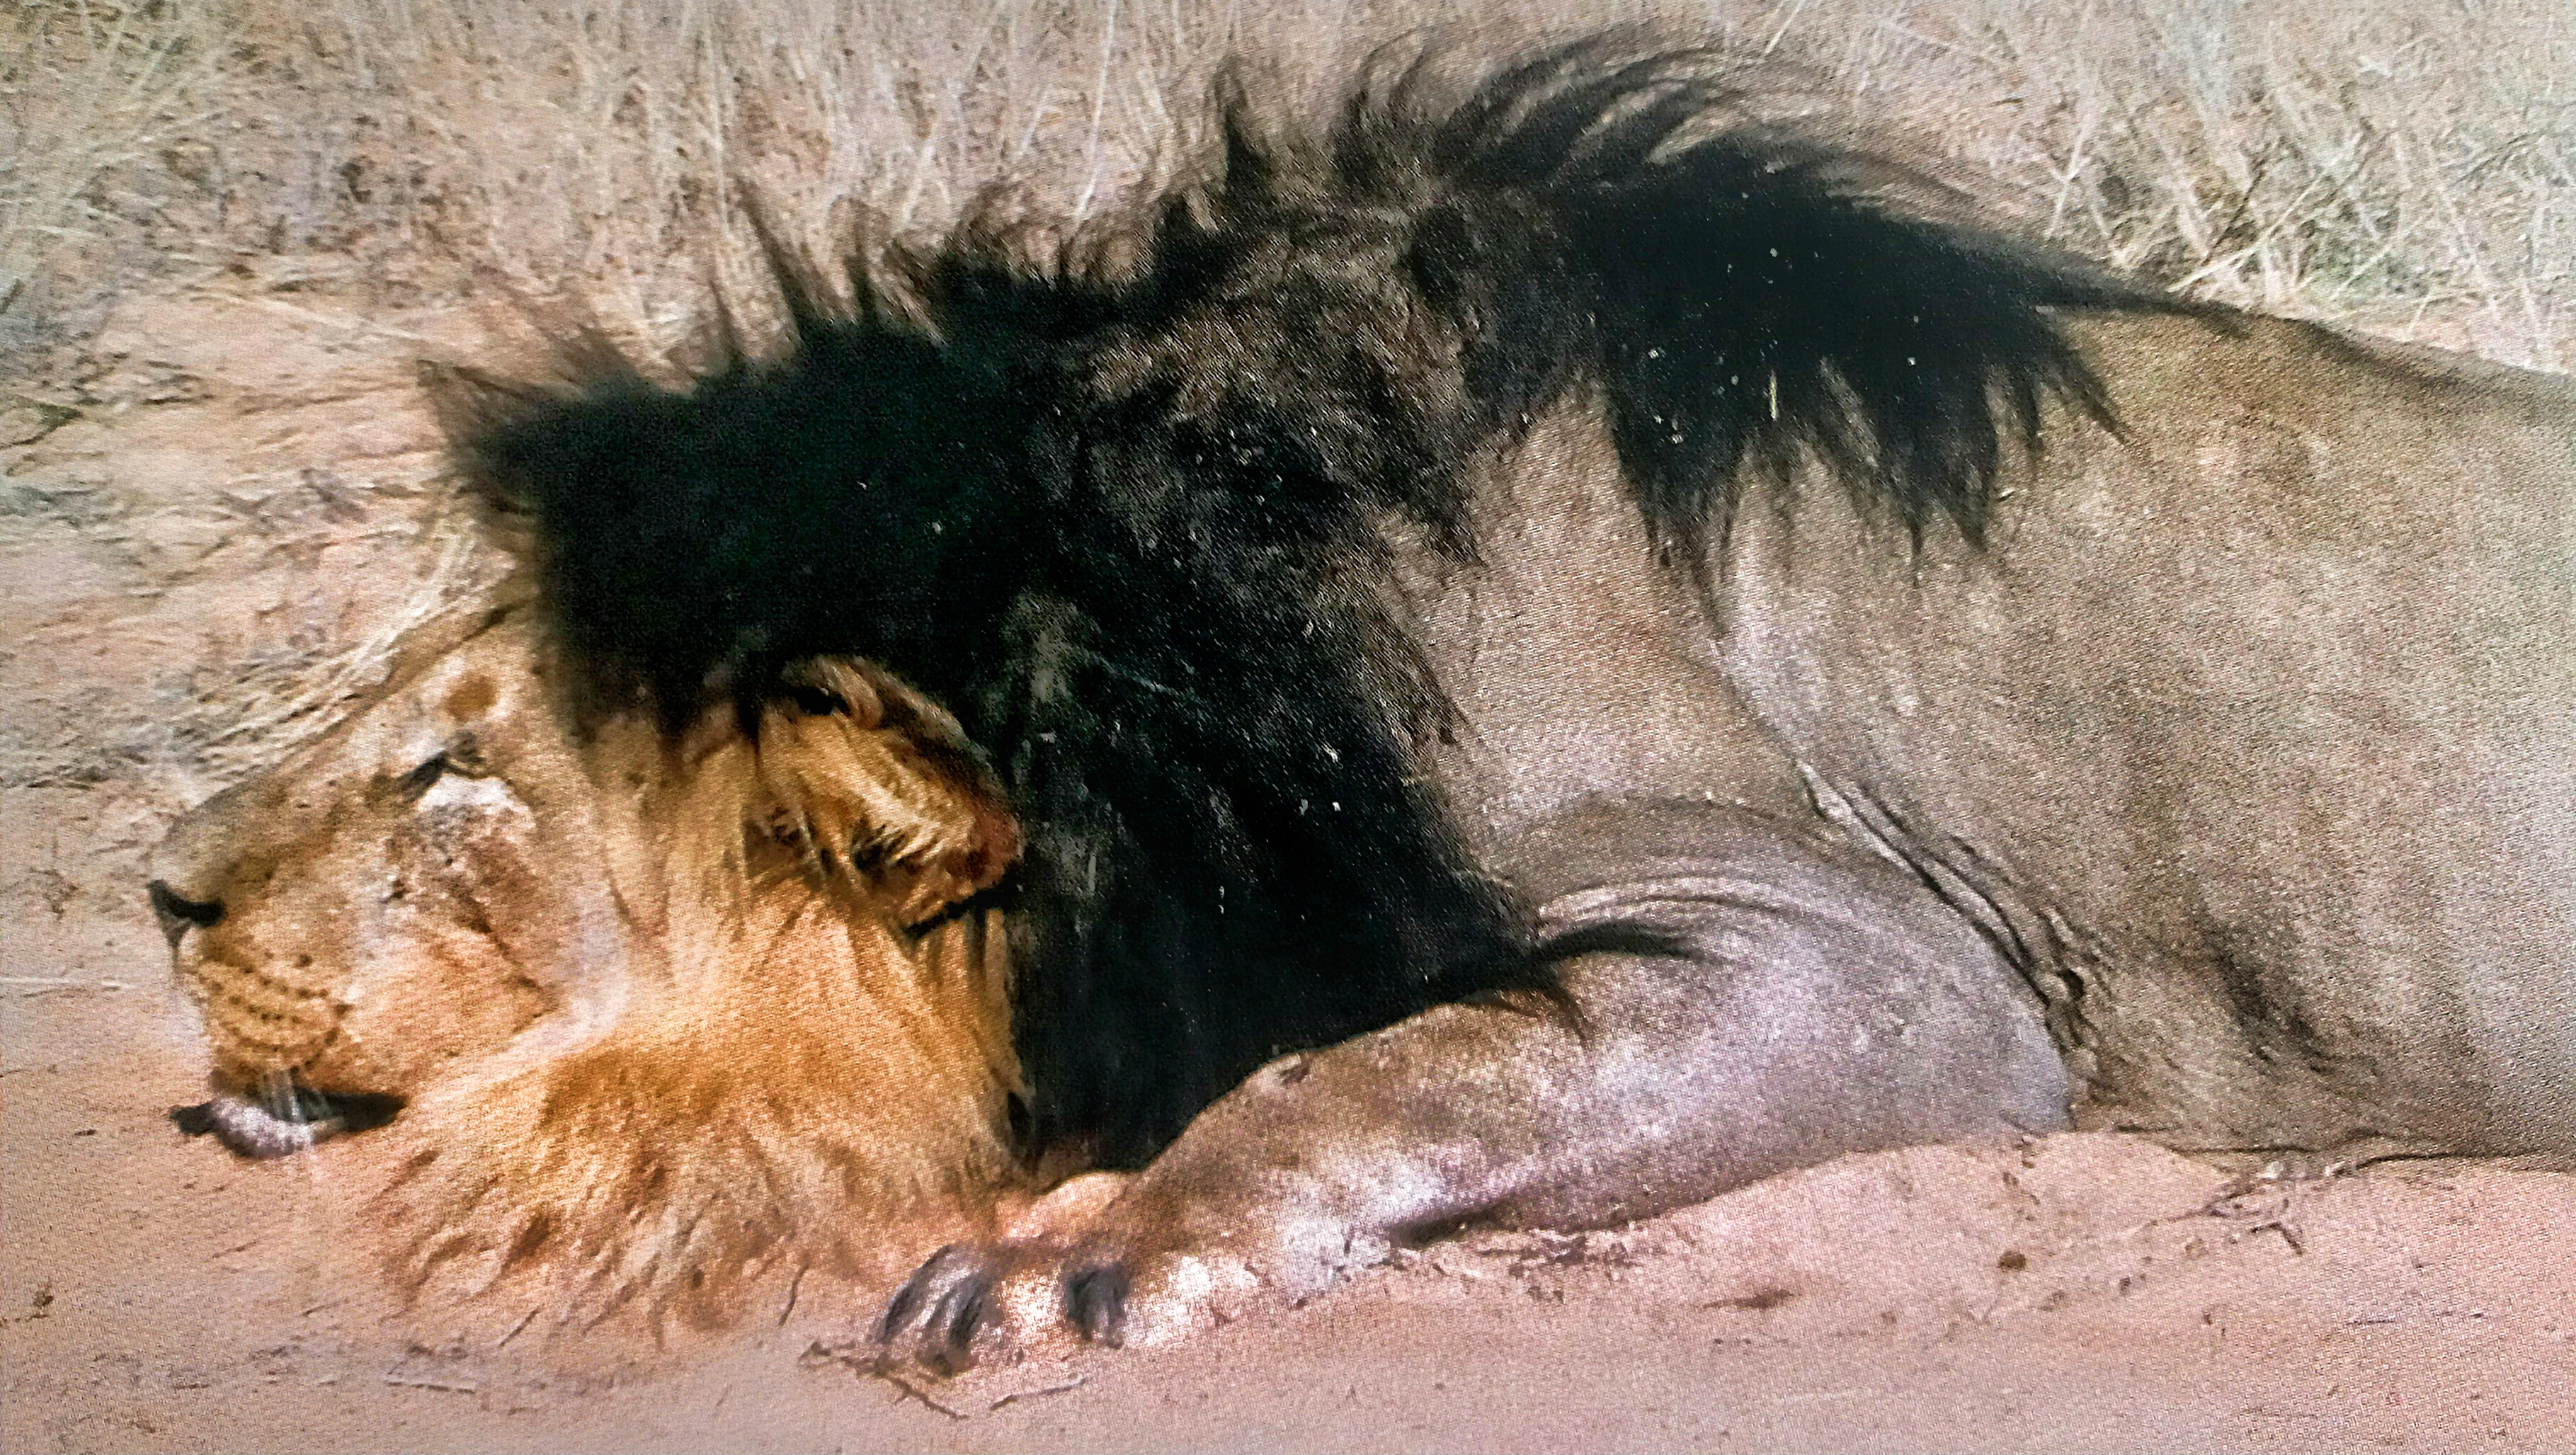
(927, 1270, 994, 1374)
(877, 1244, 1003, 1376)
(875, 1245, 950, 1343)
(1065, 1260, 1131, 1349)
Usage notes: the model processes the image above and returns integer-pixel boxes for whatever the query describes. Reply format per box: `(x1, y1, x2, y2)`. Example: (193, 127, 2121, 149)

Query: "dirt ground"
(6, 281, 2576, 1454)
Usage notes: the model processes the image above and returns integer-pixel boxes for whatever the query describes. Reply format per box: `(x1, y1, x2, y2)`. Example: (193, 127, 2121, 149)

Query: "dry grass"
(1828, 0, 2576, 369)
(3, 0, 224, 355)
(6, 0, 2572, 370)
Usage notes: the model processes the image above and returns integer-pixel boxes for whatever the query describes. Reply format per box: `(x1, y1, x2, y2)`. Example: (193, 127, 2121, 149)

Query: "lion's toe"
(879, 1243, 1011, 1375)
(1061, 1255, 1132, 1348)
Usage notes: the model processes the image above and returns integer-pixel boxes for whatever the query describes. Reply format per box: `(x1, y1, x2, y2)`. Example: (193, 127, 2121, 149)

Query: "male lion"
(147, 583, 1028, 1328)
(214, 35, 2576, 1362)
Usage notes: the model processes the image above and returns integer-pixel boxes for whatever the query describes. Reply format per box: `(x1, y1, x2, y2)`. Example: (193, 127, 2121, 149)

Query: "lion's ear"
(755, 658, 1018, 926)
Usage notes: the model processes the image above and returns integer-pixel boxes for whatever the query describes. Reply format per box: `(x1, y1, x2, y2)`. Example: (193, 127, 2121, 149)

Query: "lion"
(177, 33, 2576, 1367)
(147, 581, 1034, 1330)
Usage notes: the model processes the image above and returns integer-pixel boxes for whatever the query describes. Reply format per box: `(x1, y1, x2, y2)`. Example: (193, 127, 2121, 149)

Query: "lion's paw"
(874, 1233, 1265, 1372)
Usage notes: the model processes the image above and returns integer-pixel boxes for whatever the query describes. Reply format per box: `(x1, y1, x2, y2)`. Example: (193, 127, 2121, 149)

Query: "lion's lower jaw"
(171, 1087, 406, 1159)
(171, 1093, 335, 1158)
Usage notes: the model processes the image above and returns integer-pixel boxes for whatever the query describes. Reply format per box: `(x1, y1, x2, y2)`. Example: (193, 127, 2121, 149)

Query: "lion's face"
(150, 604, 613, 1143)
(147, 595, 1027, 1327)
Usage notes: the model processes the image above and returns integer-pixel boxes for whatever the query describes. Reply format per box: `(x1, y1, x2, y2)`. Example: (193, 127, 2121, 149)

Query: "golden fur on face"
(149, 593, 1025, 1335)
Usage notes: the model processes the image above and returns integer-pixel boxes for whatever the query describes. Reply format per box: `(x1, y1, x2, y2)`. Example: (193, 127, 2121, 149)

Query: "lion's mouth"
(171, 1080, 405, 1159)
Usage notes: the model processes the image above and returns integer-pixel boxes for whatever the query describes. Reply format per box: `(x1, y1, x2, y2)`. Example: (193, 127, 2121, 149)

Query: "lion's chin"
(171, 1081, 405, 1159)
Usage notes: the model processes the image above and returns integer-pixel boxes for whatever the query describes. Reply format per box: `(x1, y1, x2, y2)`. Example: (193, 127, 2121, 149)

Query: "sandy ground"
(6, 281, 2576, 1454)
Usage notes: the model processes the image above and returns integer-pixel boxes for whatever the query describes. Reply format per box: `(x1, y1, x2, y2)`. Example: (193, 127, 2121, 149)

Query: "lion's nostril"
(147, 879, 226, 947)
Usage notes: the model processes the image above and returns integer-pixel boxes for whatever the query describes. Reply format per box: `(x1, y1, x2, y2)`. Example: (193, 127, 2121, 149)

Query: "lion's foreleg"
(881, 813, 2069, 1362)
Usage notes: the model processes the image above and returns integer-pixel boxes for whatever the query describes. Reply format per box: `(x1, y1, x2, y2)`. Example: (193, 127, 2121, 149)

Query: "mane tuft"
(1258, 35, 2187, 559)
(434, 228, 1081, 728)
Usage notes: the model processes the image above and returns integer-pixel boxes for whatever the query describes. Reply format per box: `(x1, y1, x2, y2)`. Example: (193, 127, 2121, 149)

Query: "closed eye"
(786, 683, 850, 717)
(399, 754, 448, 798)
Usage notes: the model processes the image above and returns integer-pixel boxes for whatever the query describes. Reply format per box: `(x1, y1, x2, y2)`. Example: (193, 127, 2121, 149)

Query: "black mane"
(451, 35, 2170, 1164)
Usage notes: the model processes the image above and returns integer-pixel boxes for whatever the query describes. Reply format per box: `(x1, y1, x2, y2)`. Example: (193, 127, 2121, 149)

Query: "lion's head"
(147, 586, 1027, 1329)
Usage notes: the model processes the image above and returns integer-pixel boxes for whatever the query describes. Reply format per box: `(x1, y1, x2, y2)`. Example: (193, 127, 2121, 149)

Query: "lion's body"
(156, 36, 2576, 1356)
(1419, 309, 2576, 1165)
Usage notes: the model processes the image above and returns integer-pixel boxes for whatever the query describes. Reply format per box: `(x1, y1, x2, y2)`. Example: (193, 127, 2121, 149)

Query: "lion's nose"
(147, 880, 225, 948)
